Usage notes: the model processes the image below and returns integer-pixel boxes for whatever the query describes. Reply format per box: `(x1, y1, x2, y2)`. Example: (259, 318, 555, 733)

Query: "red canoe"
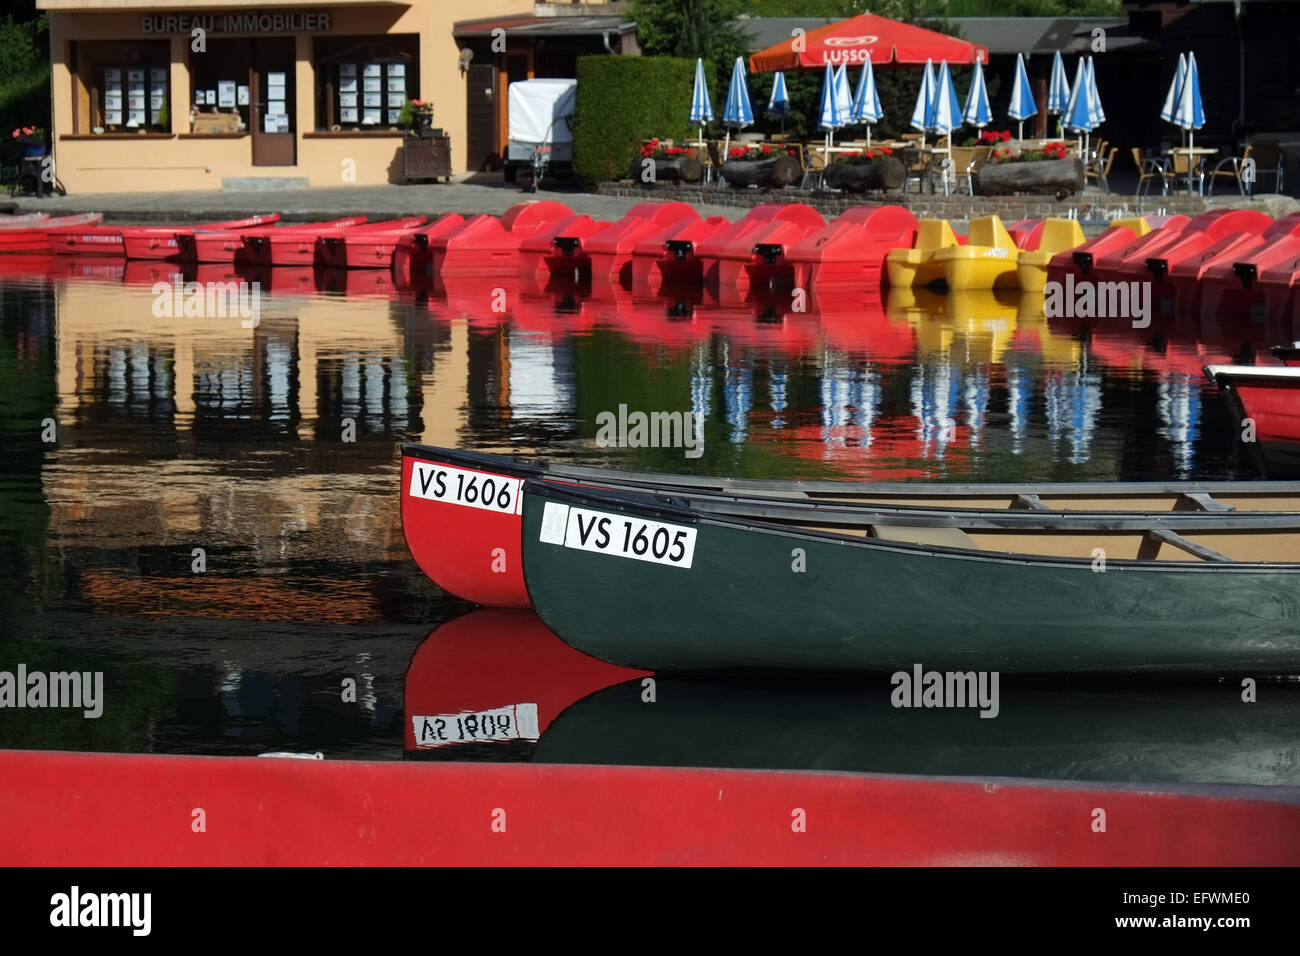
(180, 216, 368, 264)
(116, 214, 282, 260)
(1204, 364, 1300, 444)
(2, 748, 1297, 865)
(314, 217, 429, 270)
(245, 216, 424, 268)
(0, 213, 102, 254)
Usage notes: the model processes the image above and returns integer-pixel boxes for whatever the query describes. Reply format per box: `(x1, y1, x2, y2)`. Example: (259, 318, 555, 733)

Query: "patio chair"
(1169, 148, 1206, 195)
(946, 146, 978, 196)
(1207, 143, 1252, 197)
(1086, 146, 1118, 194)
(900, 145, 931, 197)
(799, 143, 828, 190)
(1131, 147, 1168, 197)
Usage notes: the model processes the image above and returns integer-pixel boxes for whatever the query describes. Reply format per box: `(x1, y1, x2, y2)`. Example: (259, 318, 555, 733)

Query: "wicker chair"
(1131, 147, 1168, 197)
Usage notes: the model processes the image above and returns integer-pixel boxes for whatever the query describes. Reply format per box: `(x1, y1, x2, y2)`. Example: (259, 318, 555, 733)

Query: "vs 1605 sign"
(539, 501, 697, 569)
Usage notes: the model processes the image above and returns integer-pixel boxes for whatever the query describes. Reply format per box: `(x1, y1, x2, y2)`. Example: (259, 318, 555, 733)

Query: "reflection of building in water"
(963, 364, 991, 452)
(1157, 372, 1201, 478)
(690, 343, 713, 429)
(45, 278, 456, 575)
(1006, 363, 1033, 456)
(819, 348, 880, 454)
(911, 360, 958, 461)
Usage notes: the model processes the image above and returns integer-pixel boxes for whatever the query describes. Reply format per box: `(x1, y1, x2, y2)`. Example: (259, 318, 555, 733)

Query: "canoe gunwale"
(527, 480, 1300, 573)
(403, 442, 1300, 498)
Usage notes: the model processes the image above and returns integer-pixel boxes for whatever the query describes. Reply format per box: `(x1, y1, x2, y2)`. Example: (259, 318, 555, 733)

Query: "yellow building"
(38, 0, 636, 192)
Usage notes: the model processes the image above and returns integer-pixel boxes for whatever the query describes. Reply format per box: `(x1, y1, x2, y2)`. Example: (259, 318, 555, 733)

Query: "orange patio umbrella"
(749, 13, 988, 72)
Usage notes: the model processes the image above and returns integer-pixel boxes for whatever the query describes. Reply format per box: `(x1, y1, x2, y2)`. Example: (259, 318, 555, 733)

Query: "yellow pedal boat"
(934, 215, 1020, 291)
(885, 218, 961, 290)
(1016, 218, 1087, 292)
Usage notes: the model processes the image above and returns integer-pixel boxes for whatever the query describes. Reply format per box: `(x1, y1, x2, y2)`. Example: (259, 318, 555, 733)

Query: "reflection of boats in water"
(535, 675, 1300, 787)
(402, 609, 647, 759)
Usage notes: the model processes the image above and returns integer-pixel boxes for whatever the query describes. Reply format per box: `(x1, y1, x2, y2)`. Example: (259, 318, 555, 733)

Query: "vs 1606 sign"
(408, 461, 523, 515)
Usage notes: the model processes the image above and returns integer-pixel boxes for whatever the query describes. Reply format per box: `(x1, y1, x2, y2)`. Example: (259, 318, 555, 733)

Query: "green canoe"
(532, 677, 1300, 787)
(521, 481, 1300, 674)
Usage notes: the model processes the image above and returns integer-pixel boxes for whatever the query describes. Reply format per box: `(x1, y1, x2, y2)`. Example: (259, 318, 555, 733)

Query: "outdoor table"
(1164, 147, 1218, 195)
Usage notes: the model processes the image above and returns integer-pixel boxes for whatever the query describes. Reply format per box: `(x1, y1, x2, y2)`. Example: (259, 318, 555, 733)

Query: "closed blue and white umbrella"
(818, 61, 845, 144)
(963, 58, 992, 129)
(1086, 56, 1105, 127)
(1172, 51, 1206, 194)
(721, 56, 754, 159)
(910, 58, 937, 145)
(927, 60, 962, 137)
(689, 57, 713, 146)
(1063, 56, 1092, 160)
(768, 70, 791, 116)
(834, 63, 853, 127)
(851, 54, 884, 146)
(1007, 53, 1037, 140)
(1047, 50, 1071, 116)
(1160, 53, 1187, 125)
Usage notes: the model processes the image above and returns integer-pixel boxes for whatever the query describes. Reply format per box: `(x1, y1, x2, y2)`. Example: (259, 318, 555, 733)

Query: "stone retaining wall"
(597, 181, 1298, 223)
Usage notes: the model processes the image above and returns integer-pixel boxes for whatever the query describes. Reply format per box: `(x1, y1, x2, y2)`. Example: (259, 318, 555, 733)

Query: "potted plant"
(631, 139, 702, 184)
(401, 99, 435, 138)
(977, 141, 1083, 198)
(823, 144, 905, 193)
(720, 142, 801, 188)
(11, 126, 46, 158)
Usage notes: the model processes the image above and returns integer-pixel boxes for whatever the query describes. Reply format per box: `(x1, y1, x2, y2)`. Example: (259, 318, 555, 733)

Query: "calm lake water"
(1, 255, 1296, 785)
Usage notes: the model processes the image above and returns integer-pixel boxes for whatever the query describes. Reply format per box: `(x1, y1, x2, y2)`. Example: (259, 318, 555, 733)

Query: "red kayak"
(315, 217, 428, 270)
(3, 748, 1297, 865)
(246, 216, 425, 268)
(0, 213, 102, 254)
(180, 216, 368, 265)
(116, 214, 282, 260)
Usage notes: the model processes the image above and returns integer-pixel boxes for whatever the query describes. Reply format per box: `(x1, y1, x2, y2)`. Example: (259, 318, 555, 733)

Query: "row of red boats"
(7, 201, 1300, 321)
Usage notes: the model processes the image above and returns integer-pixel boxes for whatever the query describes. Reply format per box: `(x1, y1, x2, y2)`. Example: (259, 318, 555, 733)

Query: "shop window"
(314, 36, 418, 131)
(72, 41, 171, 133)
(188, 39, 252, 135)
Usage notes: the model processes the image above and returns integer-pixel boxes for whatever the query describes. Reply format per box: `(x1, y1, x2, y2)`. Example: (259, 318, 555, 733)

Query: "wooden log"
(629, 156, 703, 184)
(720, 155, 801, 188)
(823, 157, 907, 193)
(977, 157, 1084, 199)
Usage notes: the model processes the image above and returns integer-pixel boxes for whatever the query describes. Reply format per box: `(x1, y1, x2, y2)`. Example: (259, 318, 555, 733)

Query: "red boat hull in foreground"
(1205, 365, 1300, 444)
(2, 749, 1296, 865)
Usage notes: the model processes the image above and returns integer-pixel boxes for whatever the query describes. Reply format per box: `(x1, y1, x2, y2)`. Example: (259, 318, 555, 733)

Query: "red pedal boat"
(246, 216, 423, 268)
(116, 214, 282, 260)
(0, 213, 102, 254)
(314, 217, 428, 270)
(179, 216, 368, 265)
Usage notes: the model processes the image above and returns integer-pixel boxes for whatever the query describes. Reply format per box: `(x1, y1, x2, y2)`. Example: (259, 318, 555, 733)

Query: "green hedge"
(573, 55, 702, 187)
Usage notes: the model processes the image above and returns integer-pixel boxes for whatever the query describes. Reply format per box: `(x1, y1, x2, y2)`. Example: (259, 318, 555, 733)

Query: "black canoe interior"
(524, 479, 1300, 567)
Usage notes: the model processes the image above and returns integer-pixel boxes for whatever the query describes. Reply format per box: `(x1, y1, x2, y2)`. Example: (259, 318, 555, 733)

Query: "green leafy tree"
(630, 0, 755, 90)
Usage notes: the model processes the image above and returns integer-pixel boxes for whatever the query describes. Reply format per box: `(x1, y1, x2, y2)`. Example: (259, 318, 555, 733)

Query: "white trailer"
(504, 78, 576, 190)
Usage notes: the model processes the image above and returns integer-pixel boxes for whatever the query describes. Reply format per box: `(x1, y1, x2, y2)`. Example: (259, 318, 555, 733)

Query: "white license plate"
(412, 703, 539, 749)
(408, 461, 522, 514)
(538, 502, 697, 569)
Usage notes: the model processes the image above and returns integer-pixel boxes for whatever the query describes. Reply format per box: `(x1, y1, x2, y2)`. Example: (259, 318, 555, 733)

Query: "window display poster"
(387, 93, 404, 107)
(105, 68, 121, 83)
(105, 94, 122, 110)
(339, 92, 357, 108)
(150, 93, 164, 109)
(387, 63, 405, 77)
(267, 72, 286, 86)
(105, 111, 123, 125)
(275, 114, 289, 133)
(127, 109, 146, 126)
(205, 90, 217, 105)
(340, 76, 357, 93)
(339, 62, 356, 77)
(128, 68, 145, 83)
(264, 114, 278, 134)
(362, 108, 381, 124)
(340, 107, 358, 123)
(387, 109, 403, 125)
(363, 77, 381, 92)
(218, 81, 236, 108)
(387, 76, 405, 92)
(128, 94, 145, 109)
(151, 67, 167, 83)
(266, 100, 286, 117)
(237, 85, 250, 106)
(362, 92, 381, 107)
(363, 62, 382, 77)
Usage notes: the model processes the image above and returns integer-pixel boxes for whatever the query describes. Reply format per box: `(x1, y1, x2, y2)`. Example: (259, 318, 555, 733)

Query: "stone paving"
(9, 172, 746, 223)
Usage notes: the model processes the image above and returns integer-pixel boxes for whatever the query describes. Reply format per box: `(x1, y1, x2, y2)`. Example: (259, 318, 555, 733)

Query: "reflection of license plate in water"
(412, 703, 540, 749)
